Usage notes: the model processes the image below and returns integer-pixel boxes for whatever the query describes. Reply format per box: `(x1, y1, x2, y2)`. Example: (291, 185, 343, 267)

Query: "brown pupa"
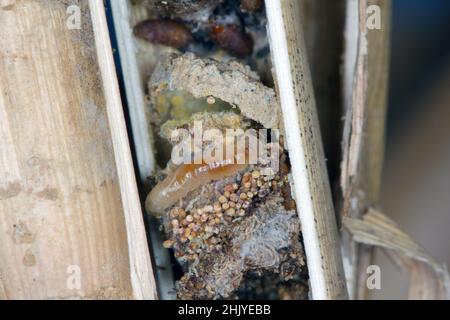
(134, 19, 193, 49)
(210, 24, 254, 58)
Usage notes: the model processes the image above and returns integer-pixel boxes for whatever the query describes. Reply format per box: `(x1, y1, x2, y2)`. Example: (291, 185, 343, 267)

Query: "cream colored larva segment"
(265, 0, 349, 299)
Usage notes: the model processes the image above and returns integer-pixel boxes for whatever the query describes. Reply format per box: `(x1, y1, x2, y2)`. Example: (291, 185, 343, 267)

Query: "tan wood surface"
(0, 0, 156, 299)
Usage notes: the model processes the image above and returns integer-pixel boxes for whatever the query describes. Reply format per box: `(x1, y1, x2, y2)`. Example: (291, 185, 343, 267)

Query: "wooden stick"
(110, 0, 176, 300)
(89, 0, 157, 300)
(266, 0, 348, 299)
(110, 0, 156, 180)
(0, 0, 155, 299)
(340, 0, 391, 299)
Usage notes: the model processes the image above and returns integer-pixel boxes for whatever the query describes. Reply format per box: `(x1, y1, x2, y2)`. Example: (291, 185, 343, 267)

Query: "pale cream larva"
(145, 136, 259, 216)
(146, 161, 247, 216)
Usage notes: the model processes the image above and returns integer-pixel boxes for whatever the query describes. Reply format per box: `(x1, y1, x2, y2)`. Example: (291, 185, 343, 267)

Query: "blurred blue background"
(376, 0, 450, 299)
(388, 0, 450, 133)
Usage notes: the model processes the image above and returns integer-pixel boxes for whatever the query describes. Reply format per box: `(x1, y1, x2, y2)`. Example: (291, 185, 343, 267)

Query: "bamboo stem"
(0, 0, 153, 299)
(89, 0, 157, 300)
(266, 0, 348, 300)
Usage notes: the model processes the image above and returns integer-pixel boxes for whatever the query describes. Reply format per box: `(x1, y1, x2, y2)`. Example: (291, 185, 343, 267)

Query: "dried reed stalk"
(266, 0, 348, 299)
(340, 0, 391, 299)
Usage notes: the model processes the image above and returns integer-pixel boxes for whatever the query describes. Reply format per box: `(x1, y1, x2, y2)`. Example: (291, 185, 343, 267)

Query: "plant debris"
(144, 53, 308, 299)
(135, 0, 308, 300)
(149, 53, 281, 129)
(344, 209, 450, 300)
